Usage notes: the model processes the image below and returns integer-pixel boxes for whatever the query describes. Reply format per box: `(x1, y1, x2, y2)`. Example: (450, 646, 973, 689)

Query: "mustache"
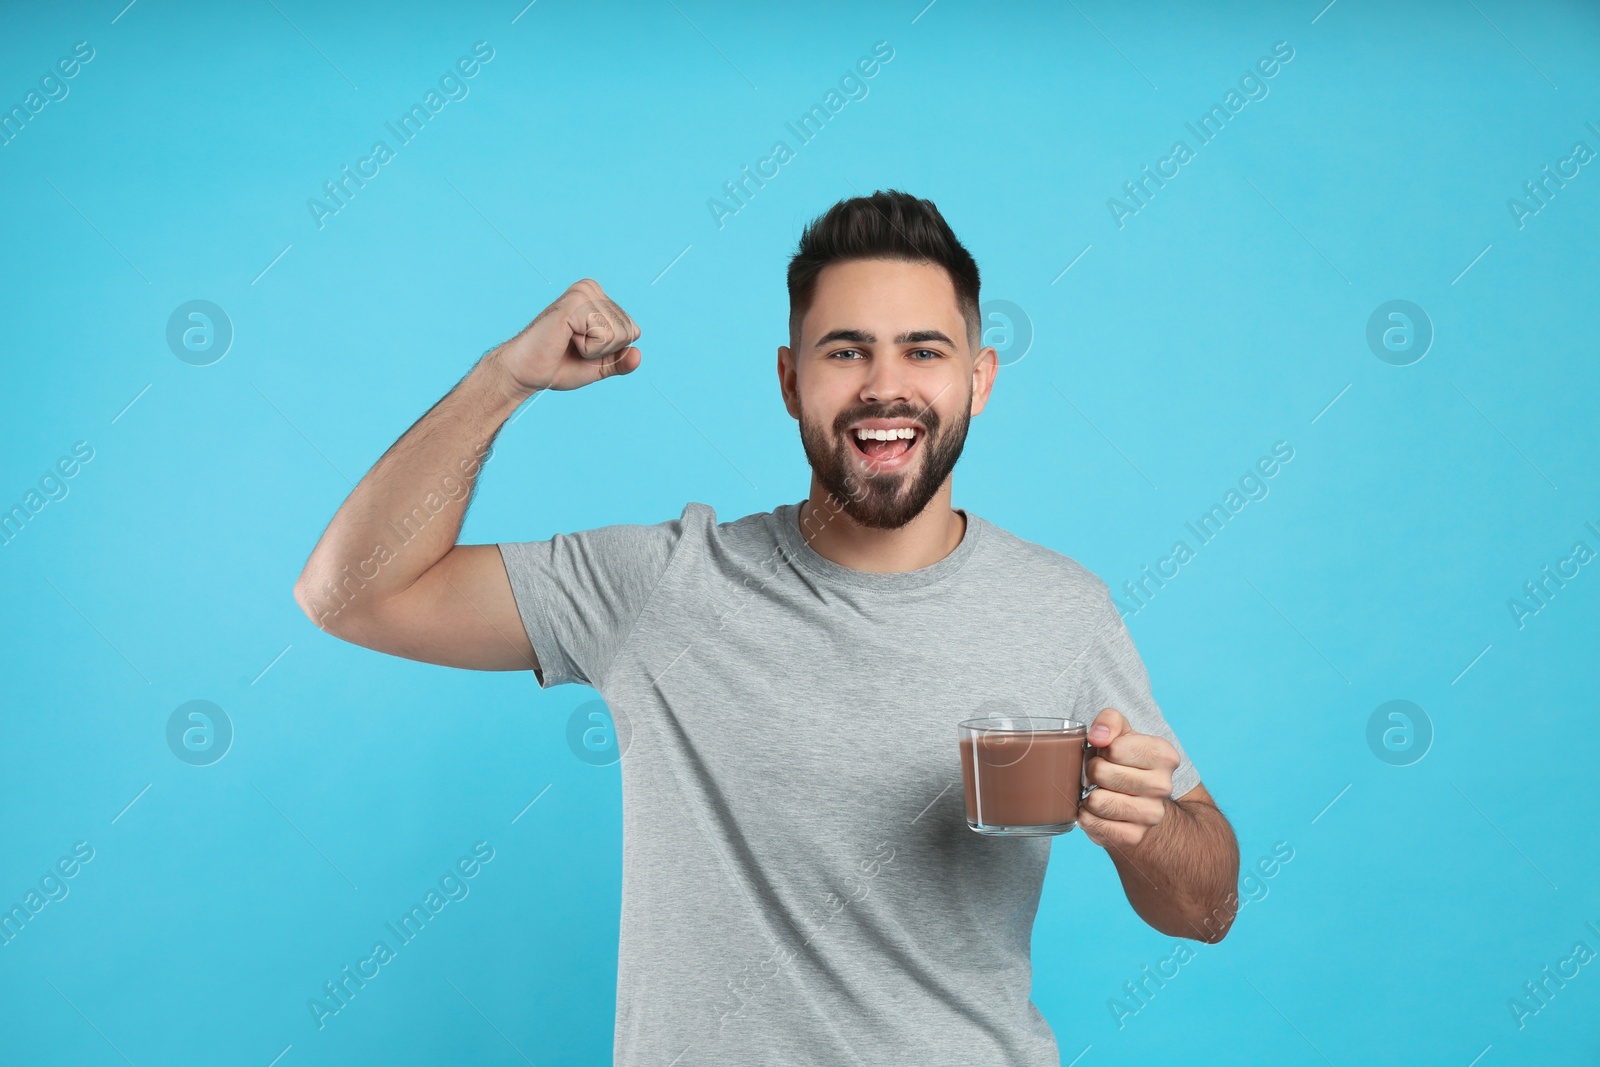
(835, 408, 940, 434)
(833, 381, 958, 435)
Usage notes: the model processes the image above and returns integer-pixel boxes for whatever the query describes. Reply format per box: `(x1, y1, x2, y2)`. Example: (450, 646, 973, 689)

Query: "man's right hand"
(492, 278, 643, 396)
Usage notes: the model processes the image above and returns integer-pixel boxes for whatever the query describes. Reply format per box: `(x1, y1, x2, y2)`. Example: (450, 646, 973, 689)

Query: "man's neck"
(797, 480, 967, 574)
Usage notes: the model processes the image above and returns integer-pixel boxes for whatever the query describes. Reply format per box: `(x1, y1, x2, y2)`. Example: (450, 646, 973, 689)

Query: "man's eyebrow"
(812, 328, 957, 349)
(897, 329, 956, 346)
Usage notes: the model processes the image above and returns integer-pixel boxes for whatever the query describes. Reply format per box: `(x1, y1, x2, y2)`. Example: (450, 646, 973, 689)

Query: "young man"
(295, 190, 1239, 1065)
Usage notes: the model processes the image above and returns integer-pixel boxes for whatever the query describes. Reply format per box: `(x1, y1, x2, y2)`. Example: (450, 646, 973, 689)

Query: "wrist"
(479, 345, 543, 409)
(1149, 795, 1185, 836)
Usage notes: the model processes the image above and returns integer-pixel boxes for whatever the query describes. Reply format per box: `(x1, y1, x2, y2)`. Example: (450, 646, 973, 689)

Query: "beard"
(796, 393, 972, 530)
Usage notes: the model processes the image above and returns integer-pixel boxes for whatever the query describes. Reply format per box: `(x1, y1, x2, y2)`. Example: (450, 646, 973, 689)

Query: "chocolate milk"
(959, 730, 1086, 832)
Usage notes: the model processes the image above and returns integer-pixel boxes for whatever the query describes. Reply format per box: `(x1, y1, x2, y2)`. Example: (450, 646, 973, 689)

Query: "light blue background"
(2, 1, 1597, 1064)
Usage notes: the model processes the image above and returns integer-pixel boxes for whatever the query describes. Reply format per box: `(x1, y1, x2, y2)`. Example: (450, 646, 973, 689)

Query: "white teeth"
(853, 427, 917, 441)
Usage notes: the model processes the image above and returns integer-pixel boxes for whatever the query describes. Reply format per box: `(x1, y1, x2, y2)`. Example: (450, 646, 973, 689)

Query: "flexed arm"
(292, 279, 643, 672)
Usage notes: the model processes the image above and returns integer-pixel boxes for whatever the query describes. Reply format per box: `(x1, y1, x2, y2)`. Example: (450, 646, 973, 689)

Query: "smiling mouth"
(848, 428, 922, 468)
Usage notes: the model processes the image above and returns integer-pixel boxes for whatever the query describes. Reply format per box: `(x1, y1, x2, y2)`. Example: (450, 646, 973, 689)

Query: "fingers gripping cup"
(957, 716, 1100, 836)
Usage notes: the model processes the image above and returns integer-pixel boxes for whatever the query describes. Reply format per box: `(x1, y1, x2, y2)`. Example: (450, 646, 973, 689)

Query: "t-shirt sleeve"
(1069, 594, 1202, 801)
(496, 504, 695, 690)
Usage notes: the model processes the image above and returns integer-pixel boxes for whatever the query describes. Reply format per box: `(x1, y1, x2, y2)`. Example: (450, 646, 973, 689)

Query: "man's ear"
(970, 345, 998, 417)
(777, 344, 800, 419)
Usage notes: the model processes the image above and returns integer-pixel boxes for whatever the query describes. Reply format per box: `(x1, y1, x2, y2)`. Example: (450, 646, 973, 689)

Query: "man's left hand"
(1078, 708, 1181, 851)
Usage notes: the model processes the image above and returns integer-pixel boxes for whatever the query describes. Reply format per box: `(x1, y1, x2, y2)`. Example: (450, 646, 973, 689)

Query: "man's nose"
(861, 355, 912, 405)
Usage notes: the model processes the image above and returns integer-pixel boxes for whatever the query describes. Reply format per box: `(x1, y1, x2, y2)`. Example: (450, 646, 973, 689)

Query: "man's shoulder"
(674, 500, 785, 553)
(975, 516, 1112, 597)
(972, 518, 1127, 644)
(966, 515, 1120, 630)
(595, 500, 787, 556)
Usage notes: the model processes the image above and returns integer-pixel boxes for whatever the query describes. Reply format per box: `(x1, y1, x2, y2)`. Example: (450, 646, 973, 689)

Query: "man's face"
(779, 258, 997, 530)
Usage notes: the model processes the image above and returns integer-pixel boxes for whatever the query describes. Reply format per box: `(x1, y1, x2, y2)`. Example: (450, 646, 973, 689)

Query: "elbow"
(295, 566, 392, 644)
(294, 570, 345, 636)
(1184, 893, 1240, 944)
(1195, 915, 1233, 944)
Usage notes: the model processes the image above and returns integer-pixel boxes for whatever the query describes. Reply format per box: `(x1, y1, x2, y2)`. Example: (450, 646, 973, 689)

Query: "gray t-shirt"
(498, 499, 1200, 1066)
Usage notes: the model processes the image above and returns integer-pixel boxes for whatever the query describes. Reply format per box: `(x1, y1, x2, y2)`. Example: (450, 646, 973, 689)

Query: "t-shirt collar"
(774, 498, 983, 592)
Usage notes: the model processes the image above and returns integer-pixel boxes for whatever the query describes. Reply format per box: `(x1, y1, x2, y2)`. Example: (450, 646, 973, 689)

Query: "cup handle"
(1080, 740, 1101, 803)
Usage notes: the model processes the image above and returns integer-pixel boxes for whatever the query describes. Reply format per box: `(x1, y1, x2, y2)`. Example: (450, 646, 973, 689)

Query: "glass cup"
(957, 716, 1100, 836)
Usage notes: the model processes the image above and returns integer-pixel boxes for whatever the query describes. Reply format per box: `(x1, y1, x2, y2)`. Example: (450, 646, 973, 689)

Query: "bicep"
(330, 544, 541, 673)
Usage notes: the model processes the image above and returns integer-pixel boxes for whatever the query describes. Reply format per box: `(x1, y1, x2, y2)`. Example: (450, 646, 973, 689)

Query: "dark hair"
(787, 189, 981, 353)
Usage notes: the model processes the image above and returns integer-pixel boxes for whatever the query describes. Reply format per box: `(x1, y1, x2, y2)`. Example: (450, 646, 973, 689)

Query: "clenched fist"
(491, 278, 642, 397)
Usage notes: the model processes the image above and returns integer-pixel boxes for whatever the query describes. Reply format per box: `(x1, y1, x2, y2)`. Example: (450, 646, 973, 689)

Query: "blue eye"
(832, 351, 940, 364)
(831, 348, 942, 360)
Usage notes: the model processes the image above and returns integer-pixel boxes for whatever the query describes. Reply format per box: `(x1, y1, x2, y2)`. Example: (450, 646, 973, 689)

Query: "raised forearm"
(1104, 796, 1240, 942)
(293, 347, 530, 630)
